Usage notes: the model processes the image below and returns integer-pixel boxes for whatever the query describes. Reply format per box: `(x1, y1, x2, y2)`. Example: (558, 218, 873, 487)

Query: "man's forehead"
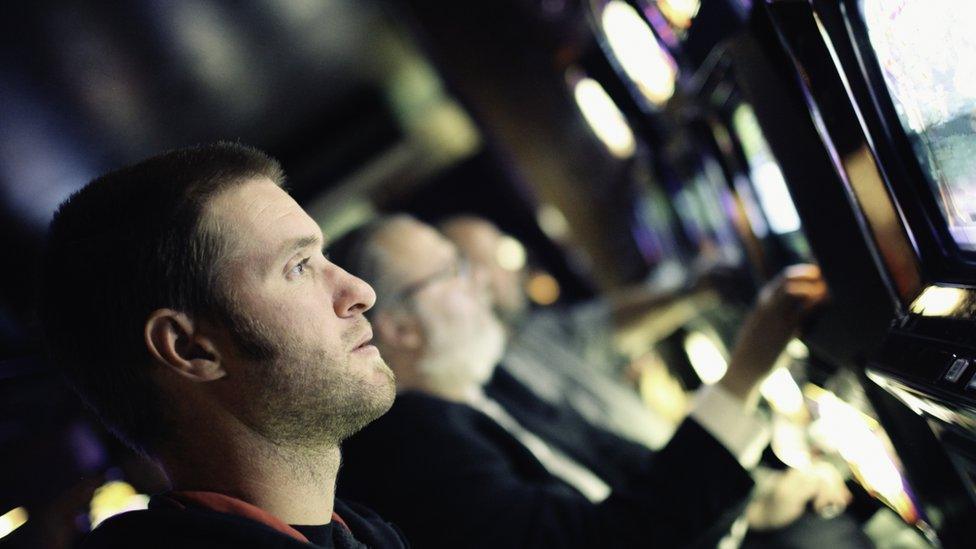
(444, 221, 500, 257)
(384, 219, 448, 251)
(380, 220, 454, 274)
(210, 177, 294, 219)
(210, 177, 322, 255)
(452, 219, 500, 241)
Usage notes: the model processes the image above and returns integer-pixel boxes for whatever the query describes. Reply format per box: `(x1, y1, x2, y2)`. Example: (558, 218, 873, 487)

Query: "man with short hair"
(41, 143, 405, 548)
(333, 214, 829, 548)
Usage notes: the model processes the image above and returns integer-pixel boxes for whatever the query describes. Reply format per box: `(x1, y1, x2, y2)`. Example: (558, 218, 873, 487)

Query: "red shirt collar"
(157, 490, 348, 543)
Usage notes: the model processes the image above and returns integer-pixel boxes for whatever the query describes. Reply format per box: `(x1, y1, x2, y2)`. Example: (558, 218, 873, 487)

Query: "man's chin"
(368, 356, 397, 388)
(363, 359, 397, 418)
(336, 386, 396, 443)
(472, 360, 499, 386)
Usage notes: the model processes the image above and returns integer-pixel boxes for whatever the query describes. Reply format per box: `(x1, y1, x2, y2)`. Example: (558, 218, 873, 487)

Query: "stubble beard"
(224, 307, 396, 448)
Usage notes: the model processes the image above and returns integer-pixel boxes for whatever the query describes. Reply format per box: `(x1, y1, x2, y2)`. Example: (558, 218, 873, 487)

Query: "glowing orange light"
(526, 272, 561, 305)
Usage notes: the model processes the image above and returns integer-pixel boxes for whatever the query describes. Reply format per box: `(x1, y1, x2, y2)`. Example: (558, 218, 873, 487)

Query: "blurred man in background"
(441, 215, 867, 548)
(441, 214, 682, 447)
(333, 214, 831, 548)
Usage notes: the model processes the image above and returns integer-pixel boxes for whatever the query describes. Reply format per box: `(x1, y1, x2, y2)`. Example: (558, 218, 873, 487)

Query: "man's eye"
(290, 257, 311, 277)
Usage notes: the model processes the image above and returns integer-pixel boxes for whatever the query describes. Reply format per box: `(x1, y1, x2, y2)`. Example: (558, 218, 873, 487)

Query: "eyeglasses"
(389, 257, 472, 305)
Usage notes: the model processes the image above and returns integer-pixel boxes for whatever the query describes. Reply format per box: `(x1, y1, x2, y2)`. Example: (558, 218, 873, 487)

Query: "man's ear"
(373, 309, 424, 351)
(144, 309, 226, 382)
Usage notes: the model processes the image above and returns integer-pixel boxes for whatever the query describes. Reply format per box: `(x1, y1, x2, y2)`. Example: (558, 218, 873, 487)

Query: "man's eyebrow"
(279, 234, 323, 258)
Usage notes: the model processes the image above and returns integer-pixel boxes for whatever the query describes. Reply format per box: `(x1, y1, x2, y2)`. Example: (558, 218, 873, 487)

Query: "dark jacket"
(486, 366, 659, 489)
(82, 496, 408, 549)
(338, 386, 754, 548)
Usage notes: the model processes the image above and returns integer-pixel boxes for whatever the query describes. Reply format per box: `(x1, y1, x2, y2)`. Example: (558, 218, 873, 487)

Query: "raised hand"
(720, 264, 828, 404)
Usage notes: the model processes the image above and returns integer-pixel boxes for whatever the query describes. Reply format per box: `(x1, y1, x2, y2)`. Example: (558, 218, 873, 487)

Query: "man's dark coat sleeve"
(338, 393, 754, 549)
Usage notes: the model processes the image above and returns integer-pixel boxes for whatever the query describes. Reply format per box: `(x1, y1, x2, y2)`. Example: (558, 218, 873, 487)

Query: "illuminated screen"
(732, 104, 802, 234)
(862, 0, 976, 252)
(731, 104, 813, 260)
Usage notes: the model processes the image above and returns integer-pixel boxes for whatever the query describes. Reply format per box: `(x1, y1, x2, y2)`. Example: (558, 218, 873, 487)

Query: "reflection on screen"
(862, 0, 976, 252)
(806, 383, 921, 525)
(731, 104, 803, 236)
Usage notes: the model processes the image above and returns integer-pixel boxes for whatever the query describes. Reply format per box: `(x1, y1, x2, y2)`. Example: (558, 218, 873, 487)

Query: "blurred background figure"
(442, 214, 866, 548)
(330, 214, 859, 548)
(442, 214, 698, 448)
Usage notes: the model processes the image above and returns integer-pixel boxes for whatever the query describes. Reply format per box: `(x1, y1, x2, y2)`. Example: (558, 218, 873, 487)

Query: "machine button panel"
(946, 358, 969, 383)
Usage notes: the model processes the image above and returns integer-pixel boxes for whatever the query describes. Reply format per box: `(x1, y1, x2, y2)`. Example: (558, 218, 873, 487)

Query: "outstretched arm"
(720, 264, 828, 407)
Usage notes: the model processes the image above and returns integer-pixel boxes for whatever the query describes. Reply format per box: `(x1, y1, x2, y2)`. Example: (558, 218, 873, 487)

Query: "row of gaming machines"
(576, 0, 976, 546)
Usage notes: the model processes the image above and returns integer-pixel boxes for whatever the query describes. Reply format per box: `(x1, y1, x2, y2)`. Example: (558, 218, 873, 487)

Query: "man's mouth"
(351, 329, 374, 352)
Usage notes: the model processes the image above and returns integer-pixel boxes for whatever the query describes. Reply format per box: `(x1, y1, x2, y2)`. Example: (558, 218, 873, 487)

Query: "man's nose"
(469, 263, 492, 294)
(334, 267, 377, 317)
(467, 264, 494, 306)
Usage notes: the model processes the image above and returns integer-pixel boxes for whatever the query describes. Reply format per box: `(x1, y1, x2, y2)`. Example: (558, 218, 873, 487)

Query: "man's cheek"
(443, 295, 483, 319)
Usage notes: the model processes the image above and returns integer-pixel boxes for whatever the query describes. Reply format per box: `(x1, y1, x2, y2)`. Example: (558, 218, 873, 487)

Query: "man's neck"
(397, 374, 484, 405)
(429, 382, 484, 405)
(159, 422, 341, 526)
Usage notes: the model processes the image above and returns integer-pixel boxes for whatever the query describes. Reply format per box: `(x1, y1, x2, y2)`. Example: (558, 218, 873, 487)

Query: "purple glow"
(67, 421, 108, 473)
(0, 74, 99, 230)
(642, 5, 680, 50)
(632, 208, 664, 263)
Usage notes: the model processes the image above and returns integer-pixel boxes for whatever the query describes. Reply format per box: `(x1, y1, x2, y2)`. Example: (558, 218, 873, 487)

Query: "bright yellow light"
(683, 330, 728, 384)
(806, 383, 920, 523)
(637, 352, 689, 425)
(495, 236, 527, 272)
(601, 1, 677, 106)
(760, 367, 805, 416)
(909, 285, 966, 317)
(658, 0, 701, 29)
(785, 338, 809, 360)
(526, 272, 561, 305)
(572, 77, 636, 158)
(732, 104, 802, 234)
(0, 507, 28, 539)
(752, 163, 802, 234)
(770, 418, 813, 470)
(90, 481, 150, 528)
(536, 203, 571, 240)
(804, 384, 878, 428)
(806, 388, 911, 512)
(815, 392, 904, 497)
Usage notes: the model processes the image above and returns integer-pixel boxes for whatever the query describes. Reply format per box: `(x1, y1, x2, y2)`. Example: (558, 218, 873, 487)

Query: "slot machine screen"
(861, 0, 976, 254)
(730, 103, 813, 262)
